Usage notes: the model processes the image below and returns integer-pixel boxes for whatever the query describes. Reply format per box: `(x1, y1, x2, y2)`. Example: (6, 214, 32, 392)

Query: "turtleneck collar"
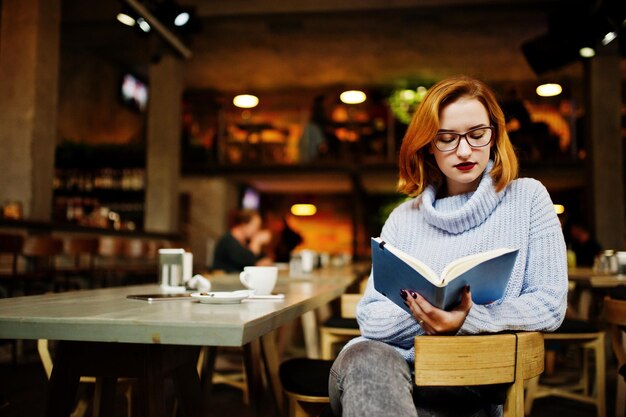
(420, 160, 505, 234)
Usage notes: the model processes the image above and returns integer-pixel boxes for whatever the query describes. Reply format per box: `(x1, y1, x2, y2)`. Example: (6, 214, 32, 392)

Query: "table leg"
(261, 331, 284, 417)
(144, 345, 167, 417)
(93, 376, 117, 417)
(45, 341, 81, 417)
(243, 340, 264, 417)
(578, 289, 592, 321)
(301, 310, 320, 359)
(199, 346, 218, 402)
(172, 358, 203, 417)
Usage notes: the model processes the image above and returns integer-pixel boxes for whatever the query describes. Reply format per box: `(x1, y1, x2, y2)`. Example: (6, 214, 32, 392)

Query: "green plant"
(388, 87, 428, 124)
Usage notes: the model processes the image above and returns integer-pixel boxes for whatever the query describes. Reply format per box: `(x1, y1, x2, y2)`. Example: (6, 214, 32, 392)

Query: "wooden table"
(568, 267, 626, 320)
(0, 266, 360, 417)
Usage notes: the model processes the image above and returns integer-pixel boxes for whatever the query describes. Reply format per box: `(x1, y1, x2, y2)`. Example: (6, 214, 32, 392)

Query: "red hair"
(398, 75, 518, 196)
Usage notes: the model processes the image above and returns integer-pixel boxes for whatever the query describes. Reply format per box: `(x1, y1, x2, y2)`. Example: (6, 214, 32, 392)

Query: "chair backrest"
(604, 297, 626, 327)
(64, 237, 99, 256)
(22, 236, 64, 272)
(604, 297, 626, 368)
(98, 236, 124, 257)
(0, 233, 24, 275)
(414, 332, 544, 417)
(22, 236, 63, 257)
(124, 238, 147, 259)
(340, 294, 361, 319)
(0, 233, 24, 254)
(64, 236, 99, 268)
(414, 334, 516, 386)
(414, 332, 544, 385)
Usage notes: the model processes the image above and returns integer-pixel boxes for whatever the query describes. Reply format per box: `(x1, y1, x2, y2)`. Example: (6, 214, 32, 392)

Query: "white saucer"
(190, 290, 252, 304)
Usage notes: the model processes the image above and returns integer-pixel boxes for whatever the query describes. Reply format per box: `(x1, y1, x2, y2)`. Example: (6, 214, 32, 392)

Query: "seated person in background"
(274, 216, 303, 263)
(212, 209, 273, 273)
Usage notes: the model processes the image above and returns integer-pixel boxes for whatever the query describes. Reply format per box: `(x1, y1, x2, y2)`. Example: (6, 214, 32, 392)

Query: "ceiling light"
(233, 94, 259, 109)
(536, 83, 562, 97)
(174, 12, 190, 27)
(137, 17, 151, 32)
(291, 204, 317, 216)
(553, 204, 565, 215)
(117, 13, 136, 27)
(340, 90, 366, 104)
(601, 31, 617, 46)
(579, 47, 595, 58)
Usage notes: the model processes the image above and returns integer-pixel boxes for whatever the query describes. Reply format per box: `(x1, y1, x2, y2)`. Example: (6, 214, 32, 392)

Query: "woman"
(212, 209, 273, 272)
(329, 76, 568, 417)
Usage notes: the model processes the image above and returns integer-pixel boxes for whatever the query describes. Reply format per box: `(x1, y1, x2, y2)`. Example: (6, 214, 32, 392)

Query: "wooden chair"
(414, 332, 544, 417)
(524, 320, 606, 417)
(37, 339, 134, 417)
(58, 236, 99, 289)
(319, 294, 361, 359)
(604, 296, 626, 417)
(0, 233, 24, 297)
(21, 235, 64, 294)
(280, 294, 361, 417)
(0, 233, 24, 365)
(279, 331, 543, 417)
(96, 236, 125, 286)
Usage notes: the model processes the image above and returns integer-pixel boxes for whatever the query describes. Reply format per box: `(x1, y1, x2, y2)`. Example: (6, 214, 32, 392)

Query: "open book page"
(441, 247, 518, 284)
(372, 237, 440, 286)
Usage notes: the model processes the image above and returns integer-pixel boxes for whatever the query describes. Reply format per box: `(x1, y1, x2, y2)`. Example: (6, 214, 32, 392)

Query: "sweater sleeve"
(356, 208, 425, 350)
(458, 184, 568, 334)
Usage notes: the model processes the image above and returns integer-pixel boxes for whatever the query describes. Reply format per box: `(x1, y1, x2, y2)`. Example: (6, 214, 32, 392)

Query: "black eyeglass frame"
(432, 126, 495, 152)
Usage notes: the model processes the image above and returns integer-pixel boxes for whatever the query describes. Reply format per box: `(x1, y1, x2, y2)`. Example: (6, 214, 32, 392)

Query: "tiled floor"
(0, 340, 618, 417)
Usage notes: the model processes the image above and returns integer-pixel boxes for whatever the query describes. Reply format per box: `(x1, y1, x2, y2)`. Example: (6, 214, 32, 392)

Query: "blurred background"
(0, 0, 625, 265)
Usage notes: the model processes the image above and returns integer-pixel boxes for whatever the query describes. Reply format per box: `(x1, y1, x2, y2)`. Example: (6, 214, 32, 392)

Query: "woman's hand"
(401, 287, 472, 335)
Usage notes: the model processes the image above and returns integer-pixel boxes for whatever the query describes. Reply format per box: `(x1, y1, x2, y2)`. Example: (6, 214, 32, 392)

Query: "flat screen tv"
(120, 73, 149, 112)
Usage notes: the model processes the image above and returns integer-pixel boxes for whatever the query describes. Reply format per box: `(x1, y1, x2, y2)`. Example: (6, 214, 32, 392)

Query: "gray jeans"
(329, 340, 499, 417)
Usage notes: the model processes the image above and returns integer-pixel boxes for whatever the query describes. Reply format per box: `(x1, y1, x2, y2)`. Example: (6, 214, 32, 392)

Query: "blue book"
(371, 238, 519, 312)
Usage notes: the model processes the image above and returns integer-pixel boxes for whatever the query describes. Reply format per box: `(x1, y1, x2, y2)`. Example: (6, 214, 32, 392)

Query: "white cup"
(300, 250, 316, 273)
(239, 266, 278, 295)
(616, 251, 626, 274)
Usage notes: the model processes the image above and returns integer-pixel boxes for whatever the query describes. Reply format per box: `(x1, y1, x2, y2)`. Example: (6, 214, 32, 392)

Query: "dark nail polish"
(467, 285, 471, 292)
(410, 290, 417, 299)
(400, 289, 408, 300)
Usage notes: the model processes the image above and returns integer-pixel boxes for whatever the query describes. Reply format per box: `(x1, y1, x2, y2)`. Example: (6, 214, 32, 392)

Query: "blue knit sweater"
(350, 162, 568, 363)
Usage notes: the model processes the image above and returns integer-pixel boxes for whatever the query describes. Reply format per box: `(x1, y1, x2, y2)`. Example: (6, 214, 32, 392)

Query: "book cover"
(371, 238, 518, 312)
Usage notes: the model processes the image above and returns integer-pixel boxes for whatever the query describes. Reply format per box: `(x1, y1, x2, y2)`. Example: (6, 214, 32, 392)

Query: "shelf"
(53, 189, 145, 201)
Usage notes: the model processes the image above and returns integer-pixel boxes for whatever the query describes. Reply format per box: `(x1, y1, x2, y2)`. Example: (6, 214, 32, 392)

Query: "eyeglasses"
(433, 126, 494, 152)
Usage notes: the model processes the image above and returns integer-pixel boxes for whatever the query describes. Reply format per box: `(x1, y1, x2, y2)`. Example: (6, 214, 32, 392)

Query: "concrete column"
(0, 0, 60, 220)
(587, 41, 624, 250)
(179, 177, 239, 267)
(145, 54, 183, 233)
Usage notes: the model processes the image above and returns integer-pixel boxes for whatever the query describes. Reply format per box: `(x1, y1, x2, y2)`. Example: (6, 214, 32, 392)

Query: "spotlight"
(601, 31, 617, 46)
(117, 12, 135, 27)
(151, 0, 195, 29)
(233, 94, 259, 109)
(536, 83, 562, 97)
(579, 47, 595, 58)
(291, 204, 317, 216)
(340, 90, 366, 104)
(137, 17, 151, 33)
(119, 0, 193, 59)
(174, 11, 190, 27)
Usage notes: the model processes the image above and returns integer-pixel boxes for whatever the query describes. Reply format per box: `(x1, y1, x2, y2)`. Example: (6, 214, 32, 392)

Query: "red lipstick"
(455, 162, 476, 171)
